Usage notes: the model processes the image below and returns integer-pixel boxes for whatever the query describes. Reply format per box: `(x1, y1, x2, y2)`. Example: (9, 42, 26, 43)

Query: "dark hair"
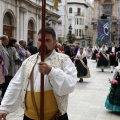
(0, 35, 8, 41)
(38, 27, 56, 40)
(112, 41, 115, 44)
(28, 41, 33, 46)
(8, 38, 17, 47)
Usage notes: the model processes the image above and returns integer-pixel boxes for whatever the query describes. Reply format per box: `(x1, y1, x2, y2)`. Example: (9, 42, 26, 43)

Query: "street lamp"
(68, 18, 73, 43)
(69, 25, 72, 35)
(68, 18, 72, 34)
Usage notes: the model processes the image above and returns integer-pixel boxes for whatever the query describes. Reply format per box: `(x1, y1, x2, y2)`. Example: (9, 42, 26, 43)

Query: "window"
(58, 20, 62, 25)
(28, 20, 34, 30)
(77, 29, 78, 36)
(79, 29, 81, 36)
(3, 12, 13, 38)
(80, 18, 82, 25)
(102, 5, 112, 15)
(69, 7, 72, 13)
(77, 8, 81, 15)
(75, 29, 76, 36)
(77, 18, 78, 25)
(3, 13, 12, 25)
(83, 18, 84, 25)
(75, 18, 76, 25)
(28, 20, 34, 42)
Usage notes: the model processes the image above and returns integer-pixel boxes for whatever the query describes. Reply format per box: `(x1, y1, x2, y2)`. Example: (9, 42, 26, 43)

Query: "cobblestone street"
(7, 59, 120, 120)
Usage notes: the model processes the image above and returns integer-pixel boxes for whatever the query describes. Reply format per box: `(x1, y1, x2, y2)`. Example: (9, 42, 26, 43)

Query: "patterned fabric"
(21, 52, 69, 115)
(105, 68, 120, 112)
(97, 52, 109, 67)
(108, 73, 120, 106)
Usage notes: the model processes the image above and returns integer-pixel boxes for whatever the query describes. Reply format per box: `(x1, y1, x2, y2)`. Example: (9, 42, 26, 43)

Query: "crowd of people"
(56, 41, 120, 113)
(0, 36, 38, 99)
(91, 42, 120, 113)
(0, 27, 120, 119)
(0, 27, 77, 120)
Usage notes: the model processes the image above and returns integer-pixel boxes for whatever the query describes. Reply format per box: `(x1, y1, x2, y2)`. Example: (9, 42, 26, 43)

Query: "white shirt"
(0, 51, 77, 114)
(112, 47, 115, 53)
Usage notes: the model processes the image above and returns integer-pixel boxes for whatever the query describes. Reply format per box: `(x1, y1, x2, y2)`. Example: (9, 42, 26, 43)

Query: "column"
(0, 3, 3, 35)
(16, 1, 20, 41)
(19, 6, 27, 41)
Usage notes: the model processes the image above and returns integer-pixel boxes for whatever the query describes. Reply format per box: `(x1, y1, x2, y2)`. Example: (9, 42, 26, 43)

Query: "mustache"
(38, 46, 52, 54)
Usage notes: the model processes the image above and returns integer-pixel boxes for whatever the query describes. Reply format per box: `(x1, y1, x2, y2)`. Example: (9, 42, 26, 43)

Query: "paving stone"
(6, 59, 120, 120)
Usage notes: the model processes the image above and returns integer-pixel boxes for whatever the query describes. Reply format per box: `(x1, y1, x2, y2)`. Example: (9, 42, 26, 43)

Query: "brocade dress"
(105, 66, 120, 112)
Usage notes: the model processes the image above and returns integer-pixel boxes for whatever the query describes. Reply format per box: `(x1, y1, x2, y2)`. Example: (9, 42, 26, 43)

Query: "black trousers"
(23, 113, 68, 120)
(1, 76, 11, 98)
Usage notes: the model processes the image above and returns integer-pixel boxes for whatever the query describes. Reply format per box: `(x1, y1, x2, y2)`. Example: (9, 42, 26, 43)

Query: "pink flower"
(110, 79, 118, 84)
(74, 57, 79, 60)
(96, 53, 100, 58)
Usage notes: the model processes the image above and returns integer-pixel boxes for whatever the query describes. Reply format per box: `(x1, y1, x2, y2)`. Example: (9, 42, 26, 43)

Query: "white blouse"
(0, 51, 77, 114)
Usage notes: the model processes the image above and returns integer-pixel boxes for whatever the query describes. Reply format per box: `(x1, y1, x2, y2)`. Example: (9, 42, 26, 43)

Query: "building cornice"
(23, 0, 60, 18)
(67, 2, 89, 8)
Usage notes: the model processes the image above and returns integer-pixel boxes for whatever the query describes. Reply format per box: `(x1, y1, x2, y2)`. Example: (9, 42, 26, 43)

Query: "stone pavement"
(7, 59, 120, 120)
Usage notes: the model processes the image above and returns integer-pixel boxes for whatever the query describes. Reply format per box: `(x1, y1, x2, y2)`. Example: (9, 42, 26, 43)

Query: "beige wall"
(92, 0, 120, 45)
(0, 0, 59, 46)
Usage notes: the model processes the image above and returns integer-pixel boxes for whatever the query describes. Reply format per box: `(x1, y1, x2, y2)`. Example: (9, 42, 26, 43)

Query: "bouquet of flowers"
(109, 79, 118, 85)
(110, 52, 115, 57)
(96, 53, 100, 58)
(74, 57, 79, 60)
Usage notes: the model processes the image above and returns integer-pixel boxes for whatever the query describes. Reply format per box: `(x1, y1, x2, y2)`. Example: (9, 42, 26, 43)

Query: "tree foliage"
(67, 33, 76, 44)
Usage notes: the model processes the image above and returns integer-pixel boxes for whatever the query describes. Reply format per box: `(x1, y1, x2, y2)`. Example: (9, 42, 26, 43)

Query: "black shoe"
(111, 71, 113, 73)
(79, 78, 83, 82)
(102, 69, 104, 72)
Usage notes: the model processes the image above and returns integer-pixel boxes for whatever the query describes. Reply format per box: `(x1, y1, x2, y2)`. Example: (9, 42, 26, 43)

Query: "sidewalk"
(7, 59, 120, 120)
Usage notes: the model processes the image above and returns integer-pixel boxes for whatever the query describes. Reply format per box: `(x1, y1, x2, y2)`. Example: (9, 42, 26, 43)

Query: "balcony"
(75, 12, 84, 17)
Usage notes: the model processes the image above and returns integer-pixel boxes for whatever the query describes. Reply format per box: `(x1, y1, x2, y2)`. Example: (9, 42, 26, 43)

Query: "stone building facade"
(66, 0, 93, 47)
(92, 0, 120, 45)
(0, 0, 59, 45)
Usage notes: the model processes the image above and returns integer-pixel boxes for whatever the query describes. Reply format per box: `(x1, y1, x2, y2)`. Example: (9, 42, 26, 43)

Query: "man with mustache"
(0, 27, 77, 120)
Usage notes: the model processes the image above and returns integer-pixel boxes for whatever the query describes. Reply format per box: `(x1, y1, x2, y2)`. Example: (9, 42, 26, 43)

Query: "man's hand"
(0, 113, 7, 120)
(38, 62, 52, 75)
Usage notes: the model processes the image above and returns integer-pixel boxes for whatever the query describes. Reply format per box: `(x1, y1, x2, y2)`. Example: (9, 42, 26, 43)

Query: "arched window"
(69, 7, 72, 13)
(3, 13, 12, 25)
(28, 20, 34, 30)
(3, 12, 13, 37)
(28, 20, 34, 43)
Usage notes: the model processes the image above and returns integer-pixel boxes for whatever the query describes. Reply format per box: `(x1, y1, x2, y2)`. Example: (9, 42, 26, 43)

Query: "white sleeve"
(98, 48, 102, 53)
(76, 49, 80, 57)
(0, 64, 24, 114)
(48, 58, 77, 96)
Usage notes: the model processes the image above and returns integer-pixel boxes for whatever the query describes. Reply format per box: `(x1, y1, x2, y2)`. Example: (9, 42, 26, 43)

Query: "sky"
(90, 0, 94, 2)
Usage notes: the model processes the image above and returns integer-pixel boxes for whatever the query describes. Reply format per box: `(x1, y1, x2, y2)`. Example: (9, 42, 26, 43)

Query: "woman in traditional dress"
(105, 63, 120, 112)
(107, 42, 118, 73)
(75, 47, 90, 82)
(97, 43, 109, 72)
(91, 44, 99, 61)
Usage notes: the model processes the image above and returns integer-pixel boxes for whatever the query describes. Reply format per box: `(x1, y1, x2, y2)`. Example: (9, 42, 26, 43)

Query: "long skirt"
(75, 60, 90, 78)
(91, 50, 98, 60)
(105, 73, 120, 112)
(97, 52, 109, 68)
(109, 56, 118, 66)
